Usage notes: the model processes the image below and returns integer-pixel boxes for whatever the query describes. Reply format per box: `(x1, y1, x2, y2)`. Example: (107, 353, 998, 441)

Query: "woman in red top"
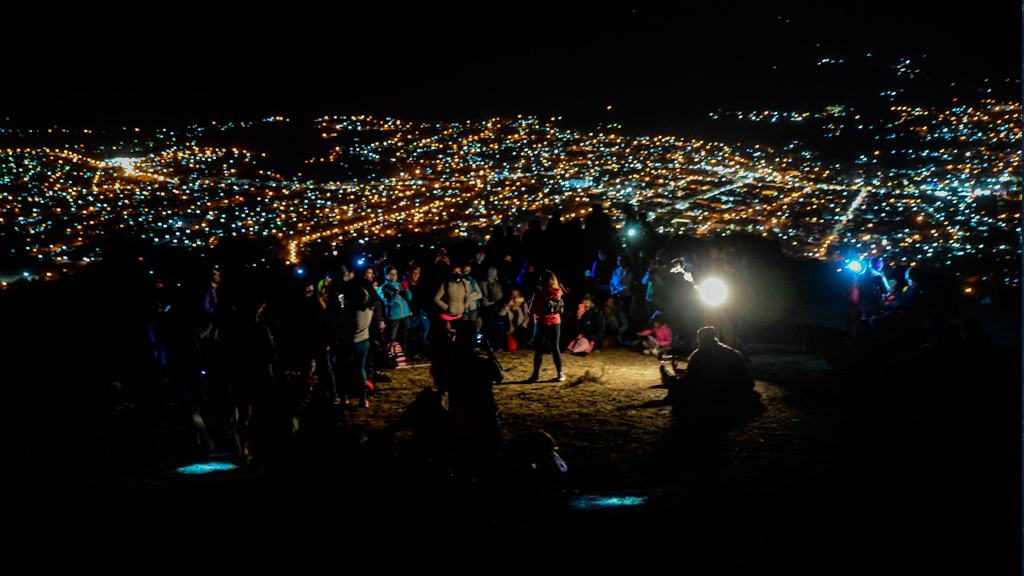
(527, 270, 568, 382)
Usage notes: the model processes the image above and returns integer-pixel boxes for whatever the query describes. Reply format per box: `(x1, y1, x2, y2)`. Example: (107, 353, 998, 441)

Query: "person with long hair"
(527, 270, 567, 382)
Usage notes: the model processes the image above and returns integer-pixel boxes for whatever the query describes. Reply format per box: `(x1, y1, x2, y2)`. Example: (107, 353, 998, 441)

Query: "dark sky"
(3, 3, 1014, 127)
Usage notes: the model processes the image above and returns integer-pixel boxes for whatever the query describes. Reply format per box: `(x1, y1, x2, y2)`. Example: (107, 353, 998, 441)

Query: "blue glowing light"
(569, 495, 647, 510)
(627, 228, 636, 237)
(847, 260, 864, 273)
(297, 268, 304, 274)
(176, 462, 237, 475)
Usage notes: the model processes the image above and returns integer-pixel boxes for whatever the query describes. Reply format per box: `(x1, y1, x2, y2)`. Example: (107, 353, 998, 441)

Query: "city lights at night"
(2, 4, 1016, 572)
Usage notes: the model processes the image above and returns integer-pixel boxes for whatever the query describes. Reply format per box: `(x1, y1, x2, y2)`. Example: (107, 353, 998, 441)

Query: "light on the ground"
(699, 278, 727, 306)
(569, 495, 647, 510)
(176, 462, 237, 475)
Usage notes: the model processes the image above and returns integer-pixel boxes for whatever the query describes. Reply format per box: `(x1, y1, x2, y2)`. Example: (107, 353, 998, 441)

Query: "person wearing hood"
(461, 261, 485, 328)
(527, 270, 568, 382)
(478, 266, 504, 351)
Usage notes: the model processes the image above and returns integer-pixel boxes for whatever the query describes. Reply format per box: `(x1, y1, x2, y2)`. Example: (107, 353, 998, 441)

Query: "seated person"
(500, 286, 531, 343)
(601, 296, 629, 346)
(636, 313, 672, 356)
(494, 431, 568, 489)
(567, 295, 606, 355)
(380, 386, 449, 472)
(664, 326, 756, 408)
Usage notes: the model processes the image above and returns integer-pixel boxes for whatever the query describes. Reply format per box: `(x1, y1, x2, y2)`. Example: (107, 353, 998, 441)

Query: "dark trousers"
(314, 348, 338, 401)
(479, 304, 502, 350)
(385, 316, 410, 351)
(532, 323, 563, 376)
(342, 339, 370, 401)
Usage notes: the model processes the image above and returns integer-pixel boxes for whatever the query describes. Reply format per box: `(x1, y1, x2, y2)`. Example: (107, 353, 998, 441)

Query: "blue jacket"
(379, 280, 413, 320)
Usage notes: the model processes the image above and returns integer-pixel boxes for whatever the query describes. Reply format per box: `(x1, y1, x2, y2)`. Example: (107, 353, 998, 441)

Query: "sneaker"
(642, 349, 653, 355)
(359, 399, 370, 408)
(556, 373, 567, 382)
(526, 374, 540, 383)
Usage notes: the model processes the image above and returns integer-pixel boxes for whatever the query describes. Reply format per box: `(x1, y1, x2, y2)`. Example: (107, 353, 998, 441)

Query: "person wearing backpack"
(527, 270, 568, 382)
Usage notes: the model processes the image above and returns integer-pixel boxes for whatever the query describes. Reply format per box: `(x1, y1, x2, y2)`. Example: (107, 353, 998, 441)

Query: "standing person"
(642, 250, 670, 318)
(591, 249, 615, 297)
(404, 265, 431, 361)
(527, 270, 568, 383)
(461, 261, 484, 330)
(478, 266, 504, 351)
(584, 203, 614, 251)
(517, 261, 540, 301)
(222, 295, 277, 464)
(521, 219, 545, 262)
(433, 263, 470, 331)
(431, 322, 504, 484)
(379, 265, 413, 354)
(335, 285, 374, 407)
(610, 254, 635, 316)
(857, 256, 892, 319)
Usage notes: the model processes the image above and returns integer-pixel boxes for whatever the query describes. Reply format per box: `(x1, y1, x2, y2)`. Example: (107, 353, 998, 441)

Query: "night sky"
(3, 4, 1015, 127)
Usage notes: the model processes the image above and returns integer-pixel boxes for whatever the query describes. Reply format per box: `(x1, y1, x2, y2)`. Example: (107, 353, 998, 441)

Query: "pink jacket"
(642, 324, 672, 347)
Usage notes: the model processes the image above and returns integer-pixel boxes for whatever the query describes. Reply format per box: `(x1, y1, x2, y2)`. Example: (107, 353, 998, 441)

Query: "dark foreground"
(9, 339, 1011, 574)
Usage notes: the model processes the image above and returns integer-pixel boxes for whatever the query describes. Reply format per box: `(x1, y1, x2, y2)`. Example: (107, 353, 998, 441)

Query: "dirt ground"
(11, 344, 986, 574)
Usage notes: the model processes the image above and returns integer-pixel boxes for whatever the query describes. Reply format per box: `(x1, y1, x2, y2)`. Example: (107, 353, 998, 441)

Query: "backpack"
(386, 341, 409, 368)
(545, 296, 565, 315)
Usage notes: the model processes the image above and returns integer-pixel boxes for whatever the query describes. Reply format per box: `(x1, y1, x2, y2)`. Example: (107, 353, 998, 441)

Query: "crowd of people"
(126, 204, 698, 477)
(122, 202, 983, 479)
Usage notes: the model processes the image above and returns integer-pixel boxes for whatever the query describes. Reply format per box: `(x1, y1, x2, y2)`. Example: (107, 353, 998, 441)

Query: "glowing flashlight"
(847, 260, 864, 274)
(699, 278, 728, 306)
(627, 228, 636, 237)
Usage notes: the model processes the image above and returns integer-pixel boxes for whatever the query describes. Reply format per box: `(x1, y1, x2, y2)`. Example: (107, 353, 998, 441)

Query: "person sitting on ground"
(636, 312, 672, 356)
(664, 326, 756, 409)
(494, 431, 569, 490)
(500, 286, 530, 345)
(379, 386, 449, 476)
(600, 295, 629, 347)
(567, 294, 606, 356)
